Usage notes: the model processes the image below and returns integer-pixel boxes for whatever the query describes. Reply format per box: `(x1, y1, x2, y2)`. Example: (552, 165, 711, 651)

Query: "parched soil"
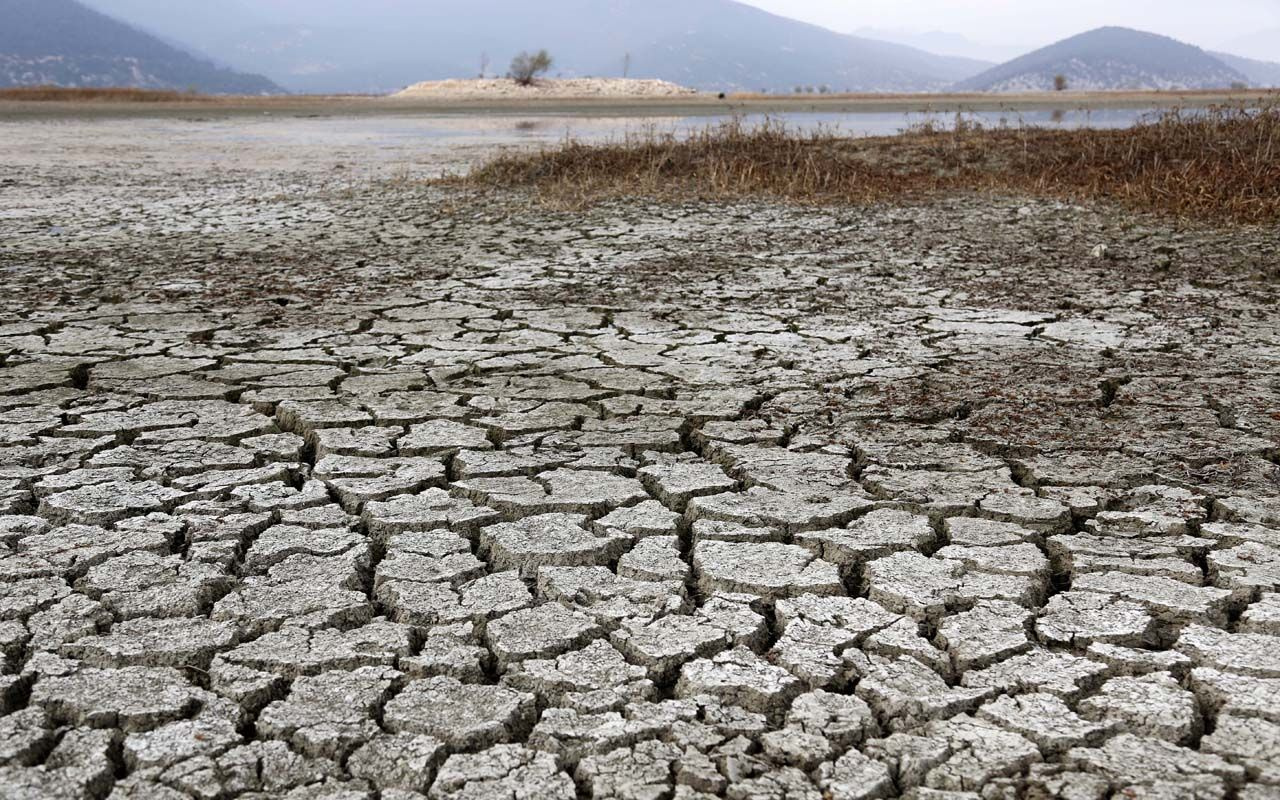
(0, 114, 1278, 799)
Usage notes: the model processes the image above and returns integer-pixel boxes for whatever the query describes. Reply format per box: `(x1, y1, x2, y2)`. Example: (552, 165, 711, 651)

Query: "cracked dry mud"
(1, 118, 1279, 800)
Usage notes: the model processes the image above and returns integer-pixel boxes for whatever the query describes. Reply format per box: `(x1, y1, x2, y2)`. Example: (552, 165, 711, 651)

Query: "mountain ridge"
(1211, 51, 1280, 88)
(956, 27, 1249, 92)
(0, 0, 282, 93)
(81, 0, 993, 94)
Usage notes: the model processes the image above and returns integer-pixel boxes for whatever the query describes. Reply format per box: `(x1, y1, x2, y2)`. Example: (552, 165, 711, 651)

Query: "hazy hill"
(1211, 52, 1280, 88)
(0, 0, 281, 93)
(955, 27, 1248, 92)
(82, 0, 991, 94)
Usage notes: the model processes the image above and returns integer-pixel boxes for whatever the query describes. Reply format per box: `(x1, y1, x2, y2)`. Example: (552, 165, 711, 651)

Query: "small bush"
(1054, 75, 1069, 91)
(509, 50, 554, 86)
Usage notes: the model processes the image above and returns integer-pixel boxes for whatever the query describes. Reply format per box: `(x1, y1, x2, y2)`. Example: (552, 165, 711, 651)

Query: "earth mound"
(393, 77, 700, 99)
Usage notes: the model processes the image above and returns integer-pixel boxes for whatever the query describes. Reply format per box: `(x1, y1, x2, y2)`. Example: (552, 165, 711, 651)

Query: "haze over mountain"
(0, 0, 281, 93)
(1211, 52, 1280, 89)
(11, 1, 1275, 96)
(1220, 28, 1280, 63)
(956, 27, 1250, 92)
(852, 28, 1029, 64)
(82, 0, 991, 94)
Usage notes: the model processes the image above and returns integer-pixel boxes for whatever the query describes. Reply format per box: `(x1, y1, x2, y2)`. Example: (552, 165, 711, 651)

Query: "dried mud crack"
(0, 122, 1278, 800)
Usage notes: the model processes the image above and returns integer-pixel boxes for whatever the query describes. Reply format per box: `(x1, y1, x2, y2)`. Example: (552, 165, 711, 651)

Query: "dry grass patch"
(455, 107, 1280, 224)
(0, 86, 208, 102)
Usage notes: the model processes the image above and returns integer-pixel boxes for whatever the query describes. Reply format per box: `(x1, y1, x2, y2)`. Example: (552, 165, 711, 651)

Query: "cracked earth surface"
(1, 117, 1279, 800)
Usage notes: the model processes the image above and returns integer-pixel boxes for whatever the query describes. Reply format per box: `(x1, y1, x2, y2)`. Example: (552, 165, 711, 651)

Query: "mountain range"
(78, 0, 991, 94)
(4, 0, 1278, 95)
(0, 0, 280, 93)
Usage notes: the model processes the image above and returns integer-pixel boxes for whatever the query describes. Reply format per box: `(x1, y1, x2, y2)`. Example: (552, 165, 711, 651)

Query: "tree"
(509, 50, 554, 86)
(622, 52, 632, 79)
(1053, 74, 1068, 91)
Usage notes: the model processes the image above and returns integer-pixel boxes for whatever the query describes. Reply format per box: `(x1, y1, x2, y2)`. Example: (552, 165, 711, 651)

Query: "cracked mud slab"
(0, 114, 1278, 799)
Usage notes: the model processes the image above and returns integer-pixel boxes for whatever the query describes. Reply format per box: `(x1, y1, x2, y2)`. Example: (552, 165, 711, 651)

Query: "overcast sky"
(738, 0, 1280, 50)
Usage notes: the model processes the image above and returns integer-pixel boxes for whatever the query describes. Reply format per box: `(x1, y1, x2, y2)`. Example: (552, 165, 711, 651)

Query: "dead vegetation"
(0, 86, 208, 102)
(455, 106, 1280, 224)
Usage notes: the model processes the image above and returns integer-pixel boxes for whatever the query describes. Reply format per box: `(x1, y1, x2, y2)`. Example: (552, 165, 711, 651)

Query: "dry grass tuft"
(0, 86, 208, 102)
(455, 107, 1280, 223)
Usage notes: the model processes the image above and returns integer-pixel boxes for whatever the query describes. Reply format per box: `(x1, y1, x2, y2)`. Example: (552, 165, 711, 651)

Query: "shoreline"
(1, 88, 1275, 120)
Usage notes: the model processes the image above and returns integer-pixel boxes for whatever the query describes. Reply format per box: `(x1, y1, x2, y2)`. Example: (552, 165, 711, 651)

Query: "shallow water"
(0, 106, 1183, 180)
(487, 107, 1167, 140)
(214, 106, 1170, 145)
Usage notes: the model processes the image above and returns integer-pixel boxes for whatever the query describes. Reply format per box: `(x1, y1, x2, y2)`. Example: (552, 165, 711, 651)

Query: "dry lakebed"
(0, 104, 1277, 800)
